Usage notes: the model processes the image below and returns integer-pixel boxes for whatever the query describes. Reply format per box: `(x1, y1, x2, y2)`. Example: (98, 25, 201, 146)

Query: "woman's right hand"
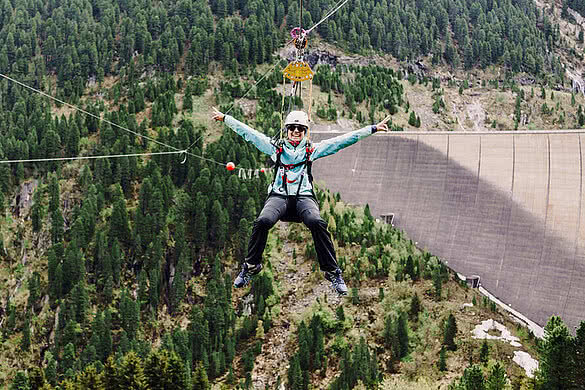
(212, 106, 225, 122)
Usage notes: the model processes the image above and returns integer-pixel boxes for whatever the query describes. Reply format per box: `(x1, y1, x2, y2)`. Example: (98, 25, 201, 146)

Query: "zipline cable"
(306, 0, 350, 34)
(0, 150, 184, 165)
(0, 73, 226, 167)
(223, 60, 282, 116)
(0, 73, 180, 153)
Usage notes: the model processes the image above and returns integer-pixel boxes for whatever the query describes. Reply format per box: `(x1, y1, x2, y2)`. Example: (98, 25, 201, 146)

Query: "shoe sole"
(234, 266, 263, 288)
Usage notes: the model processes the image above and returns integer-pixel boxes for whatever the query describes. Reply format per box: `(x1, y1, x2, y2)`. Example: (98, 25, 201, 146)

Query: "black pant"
(245, 194, 339, 272)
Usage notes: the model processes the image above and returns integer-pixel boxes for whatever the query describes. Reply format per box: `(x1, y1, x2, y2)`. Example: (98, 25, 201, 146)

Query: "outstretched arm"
(212, 107, 276, 155)
(311, 115, 390, 160)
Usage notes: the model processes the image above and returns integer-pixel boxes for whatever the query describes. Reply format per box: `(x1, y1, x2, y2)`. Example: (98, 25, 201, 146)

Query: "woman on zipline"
(212, 108, 389, 295)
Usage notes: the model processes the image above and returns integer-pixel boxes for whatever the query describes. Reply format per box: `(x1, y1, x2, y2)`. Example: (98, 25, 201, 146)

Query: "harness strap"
(271, 142, 314, 197)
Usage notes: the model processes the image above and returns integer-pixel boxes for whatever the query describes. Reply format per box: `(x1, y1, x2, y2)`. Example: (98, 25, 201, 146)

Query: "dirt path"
(251, 223, 343, 389)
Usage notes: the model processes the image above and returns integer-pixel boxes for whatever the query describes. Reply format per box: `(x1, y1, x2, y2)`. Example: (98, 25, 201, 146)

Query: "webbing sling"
(271, 141, 314, 196)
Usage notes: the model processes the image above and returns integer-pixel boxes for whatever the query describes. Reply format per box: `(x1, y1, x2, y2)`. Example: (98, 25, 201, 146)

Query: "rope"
(306, 0, 350, 34)
(280, 74, 287, 140)
(300, 0, 303, 30)
(0, 73, 226, 167)
(0, 150, 184, 164)
(308, 77, 313, 135)
(0, 73, 181, 153)
(224, 61, 282, 116)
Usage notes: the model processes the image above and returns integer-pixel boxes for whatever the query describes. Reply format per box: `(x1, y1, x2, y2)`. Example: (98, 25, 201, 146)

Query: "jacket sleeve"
(311, 126, 376, 161)
(224, 115, 276, 155)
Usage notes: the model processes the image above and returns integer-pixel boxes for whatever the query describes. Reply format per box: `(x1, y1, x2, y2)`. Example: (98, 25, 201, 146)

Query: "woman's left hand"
(212, 106, 225, 122)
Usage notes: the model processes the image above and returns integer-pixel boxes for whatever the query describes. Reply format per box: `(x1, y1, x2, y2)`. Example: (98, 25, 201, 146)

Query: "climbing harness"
(271, 139, 315, 197)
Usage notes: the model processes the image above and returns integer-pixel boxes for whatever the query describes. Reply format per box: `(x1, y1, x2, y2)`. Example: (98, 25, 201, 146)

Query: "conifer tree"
(120, 290, 140, 340)
(45, 352, 57, 386)
(118, 352, 148, 390)
(287, 354, 303, 390)
(138, 269, 148, 305)
(50, 208, 64, 244)
(10, 372, 29, 390)
(486, 362, 507, 390)
(31, 186, 43, 232)
(438, 347, 447, 371)
(110, 239, 123, 285)
(109, 196, 131, 247)
(20, 313, 31, 352)
(27, 272, 41, 312)
(192, 361, 210, 390)
(479, 339, 490, 364)
(100, 311, 113, 361)
(28, 367, 46, 389)
(538, 316, 572, 389)
(53, 263, 63, 300)
(62, 342, 77, 373)
(409, 292, 421, 320)
(444, 313, 458, 351)
(397, 311, 409, 358)
(574, 321, 585, 389)
(48, 174, 60, 213)
(73, 281, 90, 324)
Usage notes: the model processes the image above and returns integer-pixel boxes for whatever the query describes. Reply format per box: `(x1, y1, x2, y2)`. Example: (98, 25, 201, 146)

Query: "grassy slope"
(4, 53, 578, 387)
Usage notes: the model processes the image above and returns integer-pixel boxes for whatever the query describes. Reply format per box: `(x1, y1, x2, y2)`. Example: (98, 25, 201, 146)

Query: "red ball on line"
(226, 162, 236, 171)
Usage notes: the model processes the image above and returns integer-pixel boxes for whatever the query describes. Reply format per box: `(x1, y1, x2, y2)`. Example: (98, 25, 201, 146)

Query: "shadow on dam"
(311, 131, 585, 331)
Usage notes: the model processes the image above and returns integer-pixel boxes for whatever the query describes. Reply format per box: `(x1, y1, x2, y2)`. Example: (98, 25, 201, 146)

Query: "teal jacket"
(224, 115, 376, 196)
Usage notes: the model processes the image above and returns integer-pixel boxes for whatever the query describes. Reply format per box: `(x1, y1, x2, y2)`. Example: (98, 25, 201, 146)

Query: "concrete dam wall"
(311, 130, 585, 331)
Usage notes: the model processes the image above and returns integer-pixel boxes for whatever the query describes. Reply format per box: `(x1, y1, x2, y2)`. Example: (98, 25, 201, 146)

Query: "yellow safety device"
(282, 61, 314, 82)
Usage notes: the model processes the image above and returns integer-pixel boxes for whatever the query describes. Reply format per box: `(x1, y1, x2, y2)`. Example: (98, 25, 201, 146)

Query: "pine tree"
(138, 269, 148, 305)
(53, 263, 63, 300)
(100, 310, 113, 361)
(27, 272, 41, 312)
(110, 239, 123, 285)
(28, 367, 46, 389)
(170, 251, 188, 314)
(10, 371, 29, 390)
(397, 311, 409, 358)
(409, 292, 421, 320)
(443, 313, 457, 351)
(20, 313, 31, 352)
(73, 281, 90, 324)
(120, 290, 140, 340)
(287, 354, 303, 390)
(538, 316, 572, 389)
(45, 352, 57, 386)
(109, 197, 131, 247)
(461, 365, 486, 390)
(144, 349, 188, 390)
(192, 361, 210, 390)
(62, 342, 77, 372)
(486, 362, 507, 390)
(31, 186, 44, 232)
(118, 351, 148, 390)
(48, 174, 60, 213)
(479, 339, 490, 364)
(438, 347, 447, 371)
(574, 321, 585, 389)
(50, 208, 64, 244)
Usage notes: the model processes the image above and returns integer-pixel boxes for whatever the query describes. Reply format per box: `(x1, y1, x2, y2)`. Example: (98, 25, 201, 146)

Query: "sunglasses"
(287, 125, 307, 133)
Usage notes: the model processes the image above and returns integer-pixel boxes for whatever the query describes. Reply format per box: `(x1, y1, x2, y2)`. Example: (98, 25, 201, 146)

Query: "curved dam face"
(311, 130, 585, 330)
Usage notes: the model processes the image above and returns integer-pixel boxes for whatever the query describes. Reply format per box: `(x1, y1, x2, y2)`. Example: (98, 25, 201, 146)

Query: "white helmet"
(284, 110, 309, 128)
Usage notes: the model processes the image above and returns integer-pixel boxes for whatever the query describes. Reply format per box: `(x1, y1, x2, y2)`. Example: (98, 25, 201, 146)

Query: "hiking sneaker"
(325, 268, 348, 295)
(234, 263, 263, 288)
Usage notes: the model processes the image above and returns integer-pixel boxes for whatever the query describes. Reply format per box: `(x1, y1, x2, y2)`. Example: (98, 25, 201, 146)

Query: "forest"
(1, 0, 585, 388)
